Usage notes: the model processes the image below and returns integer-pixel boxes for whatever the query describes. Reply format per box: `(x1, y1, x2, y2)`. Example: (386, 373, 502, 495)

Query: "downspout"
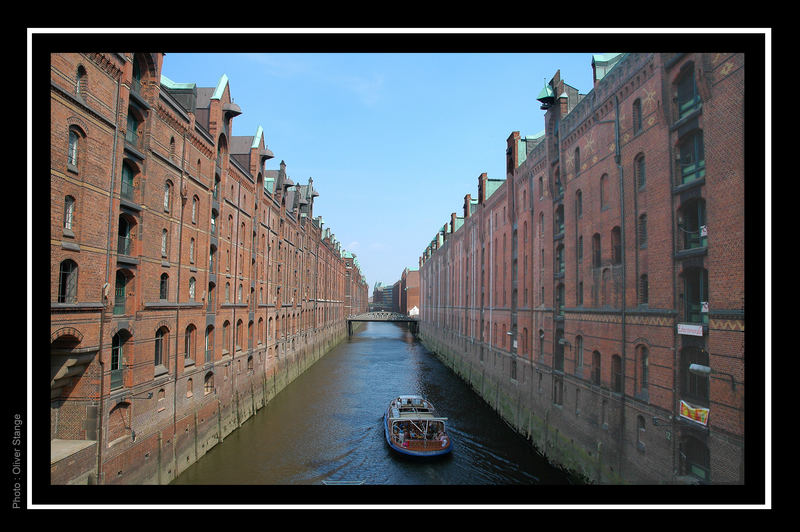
(172, 131, 188, 479)
(613, 94, 628, 477)
(96, 58, 123, 484)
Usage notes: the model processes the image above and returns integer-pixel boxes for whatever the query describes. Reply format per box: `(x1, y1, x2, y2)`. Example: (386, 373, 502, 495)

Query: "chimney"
(506, 131, 520, 177)
(477, 172, 488, 205)
(464, 193, 472, 218)
(450, 212, 457, 234)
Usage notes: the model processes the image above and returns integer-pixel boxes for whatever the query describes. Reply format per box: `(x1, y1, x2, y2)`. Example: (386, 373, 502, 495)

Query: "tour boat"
(384, 395, 452, 457)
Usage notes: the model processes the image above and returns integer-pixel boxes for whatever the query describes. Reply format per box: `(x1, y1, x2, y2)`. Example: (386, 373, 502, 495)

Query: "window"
(679, 198, 707, 249)
(186, 378, 193, 397)
(160, 273, 169, 300)
(592, 351, 601, 385)
(68, 129, 80, 168)
(154, 327, 168, 368)
(638, 345, 649, 392)
(161, 229, 168, 257)
(683, 268, 709, 324)
(612, 355, 623, 393)
(110, 332, 127, 389)
(222, 321, 230, 352)
(120, 163, 135, 201)
(681, 436, 710, 482)
(208, 282, 215, 309)
(676, 66, 702, 120)
(163, 182, 171, 212)
(611, 227, 622, 264)
(678, 131, 705, 184)
(575, 190, 582, 218)
(114, 270, 127, 314)
(639, 274, 649, 305)
(592, 234, 601, 267)
(574, 147, 580, 175)
(681, 347, 709, 405)
(190, 238, 195, 263)
(554, 205, 564, 235)
(75, 65, 87, 98)
(125, 110, 141, 146)
(205, 325, 214, 363)
(638, 214, 647, 248)
(204, 372, 214, 395)
(63, 196, 75, 231)
(58, 259, 78, 303)
(632, 99, 642, 134)
(185, 324, 196, 362)
(189, 277, 196, 301)
(192, 196, 198, 224)
(210, 209, 217, 235)
(577, 235, 583, 262)
(635, 153, 646, 188)
(576, 336, 584, 369)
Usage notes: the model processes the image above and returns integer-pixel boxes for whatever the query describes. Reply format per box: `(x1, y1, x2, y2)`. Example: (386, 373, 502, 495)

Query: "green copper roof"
(252, 126, 264, 149)
(160, 75, 195, 90)
(485, 179, 504, 199)
(537, 82, 554, 101)
(211, 74, 229, 100)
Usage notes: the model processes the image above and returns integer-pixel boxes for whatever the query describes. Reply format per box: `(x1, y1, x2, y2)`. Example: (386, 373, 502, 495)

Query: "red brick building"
(419, 53, 746, 484)
(50, 52, 367, 484)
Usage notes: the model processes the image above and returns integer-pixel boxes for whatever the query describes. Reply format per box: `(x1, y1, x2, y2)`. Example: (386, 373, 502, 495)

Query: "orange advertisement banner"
(679, 400, 709, 426)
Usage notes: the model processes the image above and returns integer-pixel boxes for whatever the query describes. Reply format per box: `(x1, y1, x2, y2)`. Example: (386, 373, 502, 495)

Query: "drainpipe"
(96, 56, 123, 484)
(613, 94, 628, 477)
(172, 131, 188, 480)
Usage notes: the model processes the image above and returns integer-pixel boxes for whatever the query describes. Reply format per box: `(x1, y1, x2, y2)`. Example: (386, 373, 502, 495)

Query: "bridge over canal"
(346, 312, 419, 336)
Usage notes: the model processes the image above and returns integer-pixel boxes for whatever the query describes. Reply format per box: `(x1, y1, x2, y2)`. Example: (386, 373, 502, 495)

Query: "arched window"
(575, 189, 582, 218)
(185, 324, 196, 362)
(64, 196, 75, 231)
(110, 331, 129, 389)
(188, 277, 196, 301)
(160, 273, 169, 300)
(205, 325, 214, 363)
(592, 233, 602, 267)
(637, 345, 649, 392)
(68, 129, 80, 168)
(161, 229, 168, 257)
(75, 65, 87, 98)
(192, 196, 198, 224)
(154, 326, 169, 368)
(574, 147, 580, 175)
(204, 372, 215, 395)
(575, 336, 584, 368)
(592, 351, 602, 385)
(113, 270, 128, 315)
(222, 321, 230, 352)
(163, 181, 172, 212)
(189, 237, 195, 264)
(635, 153, 646, 188)
(632, 98, 642, 134)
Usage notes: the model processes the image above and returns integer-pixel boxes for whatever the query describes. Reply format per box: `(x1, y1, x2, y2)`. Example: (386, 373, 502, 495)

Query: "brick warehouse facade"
(50, 52, 367, 485)
(418, 53, 745, 484)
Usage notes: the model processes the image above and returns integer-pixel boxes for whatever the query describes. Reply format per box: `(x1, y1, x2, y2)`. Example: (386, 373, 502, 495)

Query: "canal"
(171, 322, 578, 499)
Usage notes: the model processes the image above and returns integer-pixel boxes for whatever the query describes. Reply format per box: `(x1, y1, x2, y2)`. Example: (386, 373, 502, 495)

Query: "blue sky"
(161, 51, 598, 290)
